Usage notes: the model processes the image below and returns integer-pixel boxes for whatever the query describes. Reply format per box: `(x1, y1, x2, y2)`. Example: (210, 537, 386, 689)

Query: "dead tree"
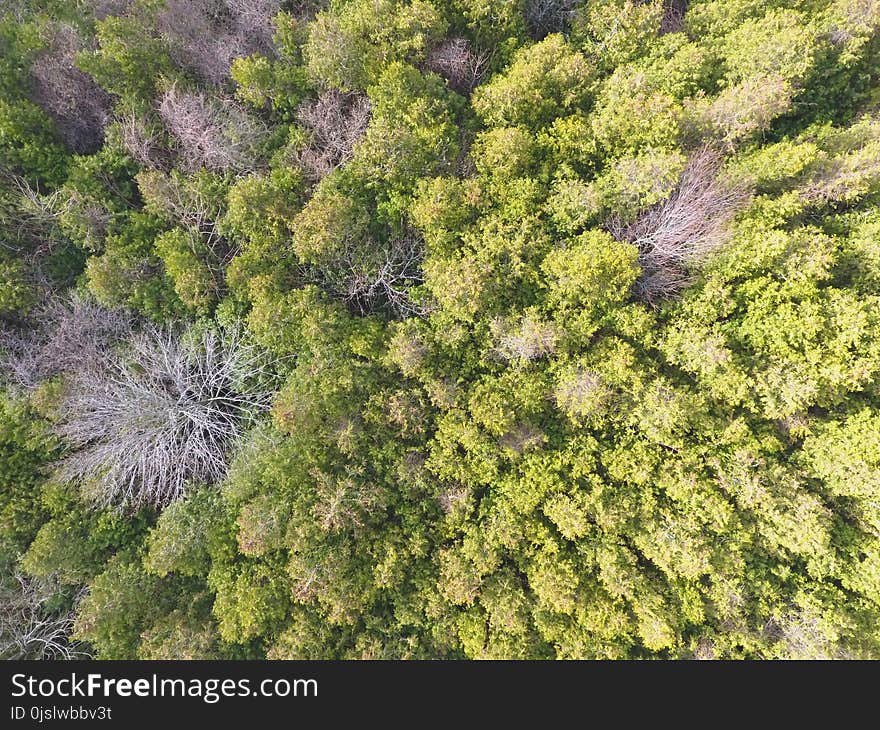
(0, 293, 132, 390)
(55, 326, 273, 510)
(609, 147, 750, 303)
(157, 84, 268, 172)
(116, 106, 174, 170)
(85, 0, 135, 20)
(0, 170, 70, 261)
(325, 227, 426, 318)
(293, 91, 372, 183)
(492, 314, 558, 362)
(157, 0, 280, 86)
(424, 37, 490, 93)
(294, 227, 427, 318)
(660, 0, 689, 34)
(0, 574, 86, 660)
(523, 0, 579, 40)
(29, 23, 112, 154)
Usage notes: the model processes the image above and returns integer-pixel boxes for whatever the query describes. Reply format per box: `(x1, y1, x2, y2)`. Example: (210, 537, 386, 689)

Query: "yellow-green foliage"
(4, 0, 880, 661)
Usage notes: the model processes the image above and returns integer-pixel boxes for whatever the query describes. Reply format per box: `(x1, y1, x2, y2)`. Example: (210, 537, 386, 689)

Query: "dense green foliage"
(2, 0, 880, 659)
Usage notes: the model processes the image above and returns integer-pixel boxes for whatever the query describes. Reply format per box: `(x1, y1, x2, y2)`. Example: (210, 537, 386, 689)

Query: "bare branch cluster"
(0, 574, 87, 660)
(293, 91, 372, 183)
(0, 171, 70, 262)
(136, 171, 231, 262)
(55, 326, 273, 510)
(761, 611, 848, 659)
(0, 293, 131, 390)
(157, 0, 280, 86)
(116, 106, 172, 170)
(424, 37, 490, 93)
(437, 483, 470, 515)
(316, 228, 426, 318)
(523, 0, 579, 40)
(610, 147, 750, 303)
(491, 314, 558, 362)
(157, 84, 269, 173)
(29, 23, 112, 154)
(554, 368, 611, 418)
(660, 0, 689, 35)
(84, 0, 135, 20)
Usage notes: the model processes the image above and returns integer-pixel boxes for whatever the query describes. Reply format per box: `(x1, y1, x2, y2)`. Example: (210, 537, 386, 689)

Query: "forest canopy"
(2, 0, 880, 660)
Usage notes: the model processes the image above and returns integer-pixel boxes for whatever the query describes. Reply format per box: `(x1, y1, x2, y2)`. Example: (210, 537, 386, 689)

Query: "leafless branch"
(524, 0, 579, 40)
(157, 84, 269, 173)
(609, 147, 750, 303)
(302, 227, 427, 318)
(55, 325, 273, 510)
(424, 37, 490, 93)
(115, 106, 174, 170)
(0, 293, 131, 390)
(0, 573, 88, 660)
(660, 0, 689, 34)
(491, 314, 557, 362)
(29, 23, 111, 154)
(293, 91, 372, 183)
(156, 0, 280, 86)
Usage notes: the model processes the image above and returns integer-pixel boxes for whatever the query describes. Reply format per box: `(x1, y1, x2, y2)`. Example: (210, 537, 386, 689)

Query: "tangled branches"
(524, 0, 579, 40)
(424, 37, 490, 93)
(610, 147, 750, 303)
(157, 84, 269, 173)
(157, 0, 281, 86)
(301, 227, 426, 318)
(29, 23, 112, 154)
(115, 107, 173, 170)
(55, 326, 273, 510)
(0, 294, 132, 390)
(0, 574, 86, 660)
(294, 91, 372, 183)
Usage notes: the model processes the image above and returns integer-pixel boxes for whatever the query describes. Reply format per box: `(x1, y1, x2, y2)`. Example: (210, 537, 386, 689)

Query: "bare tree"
(761, 610, 849, 659)
(524, 0, 579, 40)
(55, 326, 273, 510)
(303, 227, 426, 318)
(293, 91, 372, 183)
(660, 0, 689, 34)
(437, 483, 470, 515)
(157, 0, 280, 86)
(691, 74, 794, 150)
(225, 0, 281, 44)
(157, 84, 269, 172)
(554, 368, 612, 418)
(499, 422, 546, 454)
(609, 147, 750, 303)
(0, 170, 69, 261)
(84, 0, 135, 20)
(491, 314, 558, 362)
(0, 293, 131, 390)
(424, 37, 490, 93)
(115, 106, 173, 170)
(137, 171, 229, 254)
(0, 573, 87, 660)
(29, 23, 112, 154)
